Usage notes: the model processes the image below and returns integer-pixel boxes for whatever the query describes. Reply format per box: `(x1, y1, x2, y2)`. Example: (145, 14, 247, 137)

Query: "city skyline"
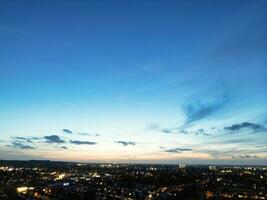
(0, 0, 267, 165)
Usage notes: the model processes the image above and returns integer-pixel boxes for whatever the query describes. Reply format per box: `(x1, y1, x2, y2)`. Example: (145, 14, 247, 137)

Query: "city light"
(16, 187, 28, 193)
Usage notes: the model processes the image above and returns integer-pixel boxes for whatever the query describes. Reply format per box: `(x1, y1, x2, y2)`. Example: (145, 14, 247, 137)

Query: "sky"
(0, 0, 267, 165)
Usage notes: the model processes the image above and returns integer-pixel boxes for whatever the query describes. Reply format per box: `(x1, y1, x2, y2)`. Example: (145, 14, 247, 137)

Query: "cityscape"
(0, 160, 266, 200)
(1, 0, 267, 199)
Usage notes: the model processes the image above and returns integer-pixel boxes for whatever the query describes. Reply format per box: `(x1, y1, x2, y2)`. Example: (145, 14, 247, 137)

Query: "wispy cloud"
(44, 135, 65, 144)
(78, 132, 100, 137)
(12, 137, 33, 143)
(11, 136, 41, 143)
(222, 138, 252, 144)
(200, 146, 266, 159)
(145, 123, 160, 131)
(70, 140, 97, 145)
(182, 91, 231, 126)
(164, 147, 192, 153)
(7, 141, 35, 150)
(192, 128, 212, 136)
(115, 141, 136, 146)
(62, 129, 100, 136)
(161, 128, 172, 134)
(159, 126, 214, 136)
(180, 130, 188, 134)
(200, 149, 237, 159)
(224, 122, 266, 132)
(13, 136, 28, 140)
(203, 133, 212, 136)
(145, 123, 177, 134)
(232, 155, 258, 159)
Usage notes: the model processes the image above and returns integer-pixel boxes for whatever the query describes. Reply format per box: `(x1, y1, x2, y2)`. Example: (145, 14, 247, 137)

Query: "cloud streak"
(11, 136, 41, 143)
(161, 128, 172, 134)
(7, 142, 35, 150)
(224, 122, 266, 132)
(62, 129, 100, 136)
(70, 140, 97, 145)
(78, 132, 100, 137)
(164, 147, 192, 153)
(115, 141, 136, 146)
(62, 129, 73, 134)
(232, 155, 258, 159)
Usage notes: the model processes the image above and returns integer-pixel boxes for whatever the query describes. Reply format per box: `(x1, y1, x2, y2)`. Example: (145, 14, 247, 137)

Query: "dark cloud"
(232, 155, 258, 159)
(62, 129, 73, 134)
(182, 91, 230, 126)
(115, 141, 136, 146)
(44, 135, 65, 143)
(164, 147, 192, 153)
(7, 141, 35, 150)
(198, 129, 204, 133)
(224, 122, 266, 132)
(70, 140, 97, 145)
(161, 128, 172, 133)
(60, 146, 68, 149)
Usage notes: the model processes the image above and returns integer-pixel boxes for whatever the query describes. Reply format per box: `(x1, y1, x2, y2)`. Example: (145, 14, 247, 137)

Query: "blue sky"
(0, 0, 266, 165)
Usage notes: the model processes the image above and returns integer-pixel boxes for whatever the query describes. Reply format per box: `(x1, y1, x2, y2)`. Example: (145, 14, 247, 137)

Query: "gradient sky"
(0, 0, 267, 165)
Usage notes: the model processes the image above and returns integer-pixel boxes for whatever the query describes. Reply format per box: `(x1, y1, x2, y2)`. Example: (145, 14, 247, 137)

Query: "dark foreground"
(0, 160, 266, 200)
